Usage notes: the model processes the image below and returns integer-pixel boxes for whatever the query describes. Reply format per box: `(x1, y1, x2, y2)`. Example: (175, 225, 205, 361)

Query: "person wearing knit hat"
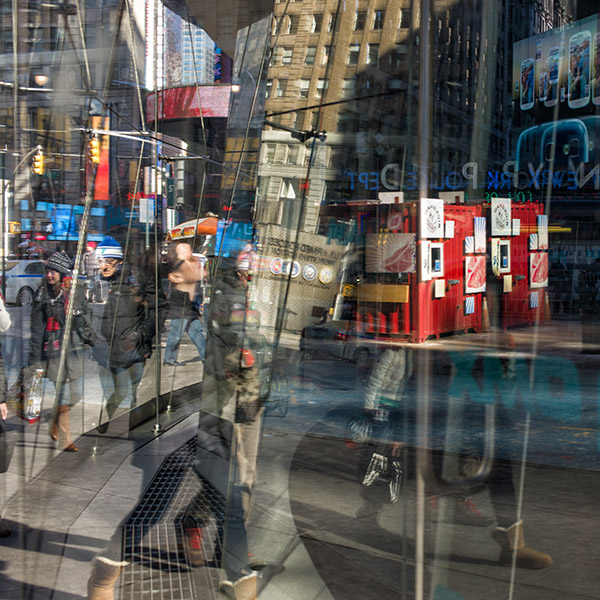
(96, 236, 123, 260)
(29, 250, 96, 452)
(45, 251, 73, 278)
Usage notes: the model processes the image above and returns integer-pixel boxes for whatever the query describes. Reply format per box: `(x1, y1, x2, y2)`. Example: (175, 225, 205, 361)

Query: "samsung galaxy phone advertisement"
(513, 15, 600, 119)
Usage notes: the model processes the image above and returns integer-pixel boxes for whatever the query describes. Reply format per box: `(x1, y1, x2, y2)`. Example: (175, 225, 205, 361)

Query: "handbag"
(0, 413, 15, 473)
(6, 367, 44, 425)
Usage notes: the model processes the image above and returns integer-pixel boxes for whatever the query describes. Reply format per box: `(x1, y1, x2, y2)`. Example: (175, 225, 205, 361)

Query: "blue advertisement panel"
(513, 16, 600, 181)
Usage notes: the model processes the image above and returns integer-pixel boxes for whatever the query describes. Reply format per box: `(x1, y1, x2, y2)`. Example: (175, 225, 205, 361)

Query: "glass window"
(286, 15, 299, 35)
(354, 11, 367, 31)
(327, 13, 337, 33)
(373, 9, 385, 29)
(316, 78, 328, 99)
(321, 45, 331, 66)
(342, 77, 355, 98)
(282, 47, 293, 64)
(265, 79, 273, 98)
(399, 7, 410, 28)
(277, 79, 288, 97)
(348, 43, 360, 65)
(287, 145, 301, 164)
(305, 46, 317, 65)
(367, 43, 379, 65)
(299, 79, 310, 97)
(311, 14, 323, 34)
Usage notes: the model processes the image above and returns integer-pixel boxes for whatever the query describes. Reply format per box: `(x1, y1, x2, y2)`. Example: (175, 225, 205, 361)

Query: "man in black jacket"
(163, 242, 205, 367)
(94, 237, 167, 433)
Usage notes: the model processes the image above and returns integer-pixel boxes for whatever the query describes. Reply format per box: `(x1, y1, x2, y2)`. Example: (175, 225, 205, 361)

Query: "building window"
(322, 45, 331, 66)
(367, 43, 379, 65)
(316, 78, 328, 99)
(299, 79, 310, 97)
(354, 11, 367, 31)
(305, 46, 317, 65)
(399, 8, 410, 28)
(390, 43, 408, 67)
(342, 77, 355, 99)
(285, 15, 299, 34)
(277, 79, 288, 97)
(327, 13, 337, 33)
(348, 43, 360, 65)
(266, 79, 273, 98)
(311, 14, 323, 33)
(263, 143, 276, 163)
(282, 47, 293, 64)
(287, 145, 301, 164)
(373, 9, 385, 29)
(311, 111, 320, 130)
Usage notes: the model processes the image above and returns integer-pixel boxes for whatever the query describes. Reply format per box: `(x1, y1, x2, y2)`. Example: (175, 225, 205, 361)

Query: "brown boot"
(57, 405, 77, 452)
(87, 557, 128, 600)
(492, 521, 553, 569)
(221, 573, 258, 600)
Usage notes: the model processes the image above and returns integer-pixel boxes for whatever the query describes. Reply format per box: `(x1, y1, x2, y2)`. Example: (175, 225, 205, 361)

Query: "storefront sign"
(344, 160, 600, 192)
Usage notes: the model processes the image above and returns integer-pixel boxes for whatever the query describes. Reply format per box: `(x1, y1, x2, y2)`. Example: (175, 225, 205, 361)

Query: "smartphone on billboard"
(568, 30, 591, 109)
(593, 33, 600, 106)
(539, 70, 548, 102)
(520, 58, 535, 110)
(545, 46, 560, 107)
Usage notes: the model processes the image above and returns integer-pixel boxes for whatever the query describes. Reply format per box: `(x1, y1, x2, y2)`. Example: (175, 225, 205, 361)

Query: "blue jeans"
(99, 361, 145, 419)
(164, 318, 205, 363)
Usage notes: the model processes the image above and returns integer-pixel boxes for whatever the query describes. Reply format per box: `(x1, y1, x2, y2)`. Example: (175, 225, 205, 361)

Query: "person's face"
(98, 257, 121, 278)
(45, 269, 61, 285)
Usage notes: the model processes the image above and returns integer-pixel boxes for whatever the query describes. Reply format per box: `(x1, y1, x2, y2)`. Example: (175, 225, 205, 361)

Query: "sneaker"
(163, 360, 185, 367)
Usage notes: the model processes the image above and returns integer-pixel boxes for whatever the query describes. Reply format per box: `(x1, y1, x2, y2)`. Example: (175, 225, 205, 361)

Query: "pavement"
(0, 318, 599, 599)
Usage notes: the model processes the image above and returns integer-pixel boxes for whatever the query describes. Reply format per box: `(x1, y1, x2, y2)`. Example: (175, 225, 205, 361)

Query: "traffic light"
(88, 136, 100, 164)
(32, 150, 44, 175)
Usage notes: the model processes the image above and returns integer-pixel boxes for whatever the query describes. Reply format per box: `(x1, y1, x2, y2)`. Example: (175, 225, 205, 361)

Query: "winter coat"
(28, 281, 96, 382)
(202, 269, 261, 423)
(96, 266, 167, 370)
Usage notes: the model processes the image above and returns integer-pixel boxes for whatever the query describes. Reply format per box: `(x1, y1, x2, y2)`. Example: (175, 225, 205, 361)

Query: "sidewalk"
(0, 320, 599, 599)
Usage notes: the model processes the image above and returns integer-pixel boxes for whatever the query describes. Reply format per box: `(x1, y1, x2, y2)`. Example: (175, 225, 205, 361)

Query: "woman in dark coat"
(28, 251, 96, 451)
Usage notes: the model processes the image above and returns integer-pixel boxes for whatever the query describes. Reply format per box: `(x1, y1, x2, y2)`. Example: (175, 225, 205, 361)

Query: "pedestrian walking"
(28, 251, 96, 452)
(163, 242, 206, 367)
(93, 236, 166, 433)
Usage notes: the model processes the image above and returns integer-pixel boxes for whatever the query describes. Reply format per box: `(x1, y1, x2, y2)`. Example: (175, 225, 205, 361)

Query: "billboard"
(513, 16, 600, 179)
(146, 85, 231, 122)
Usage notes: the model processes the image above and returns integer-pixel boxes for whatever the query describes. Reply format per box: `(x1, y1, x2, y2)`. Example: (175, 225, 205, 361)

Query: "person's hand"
(1, 403, 7, 420)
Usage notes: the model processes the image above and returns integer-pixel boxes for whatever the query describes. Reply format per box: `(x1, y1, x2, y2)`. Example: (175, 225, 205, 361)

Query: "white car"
(0, 260, 45, 306)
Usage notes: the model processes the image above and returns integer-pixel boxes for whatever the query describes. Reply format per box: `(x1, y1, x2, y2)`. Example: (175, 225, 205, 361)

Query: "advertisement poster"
(474, 217, 486, 253)
(513, 16, 600, 178)
(420, 241, 431, 281)
(513, 16, 599, 118)
(419, 198, 444, 239)
(530, 252, 549, 288)
(465, 255, 486, 293)
(366, 233, 416, 273)
(491, 197, 512, 236)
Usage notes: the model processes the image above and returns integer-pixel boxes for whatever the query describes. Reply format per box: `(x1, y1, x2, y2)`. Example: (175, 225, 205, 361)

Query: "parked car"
(0, 260, 45, 306)
(300, 319, 384, 366)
